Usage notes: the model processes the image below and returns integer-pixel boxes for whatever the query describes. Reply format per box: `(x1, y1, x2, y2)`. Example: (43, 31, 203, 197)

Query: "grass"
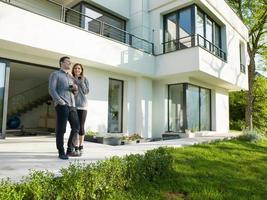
(155, 139, 267, 200)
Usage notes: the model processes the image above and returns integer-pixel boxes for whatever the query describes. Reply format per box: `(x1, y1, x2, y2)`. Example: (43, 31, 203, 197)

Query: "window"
(196, 10, 205, 46)
(163, 6, 194, 52)
(179, 8, 193, 48)
(168, 83, 211, 132)
(66, 2, 126, 42)
(164, 12, 178, 52)
(108, 79, 123, 133)
(186, 85, 200, 131)
(82, 3, 125, 42)
(214, 23, 221, 56)
(196, 7, 223, 56)
(200, 88, 211, 130)
(168, 84, 185, 132)
(163, 5, 224, 60)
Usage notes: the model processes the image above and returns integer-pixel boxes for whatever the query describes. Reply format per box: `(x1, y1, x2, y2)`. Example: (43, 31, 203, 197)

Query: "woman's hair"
(72, 63, 84, 77)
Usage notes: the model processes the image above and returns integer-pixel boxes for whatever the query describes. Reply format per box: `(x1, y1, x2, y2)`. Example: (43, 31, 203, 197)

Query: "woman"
(72, 63, 90, 155)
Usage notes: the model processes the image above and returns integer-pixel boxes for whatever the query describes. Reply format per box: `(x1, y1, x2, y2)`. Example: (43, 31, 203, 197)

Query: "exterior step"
(162, 133, 181, 140)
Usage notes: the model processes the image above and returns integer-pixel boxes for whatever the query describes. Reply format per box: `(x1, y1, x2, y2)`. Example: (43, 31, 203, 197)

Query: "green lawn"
(156, 139, 267, 200)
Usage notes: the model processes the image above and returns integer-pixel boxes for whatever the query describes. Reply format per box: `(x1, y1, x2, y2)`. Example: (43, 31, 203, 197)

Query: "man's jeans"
(55, 105, 80, 155)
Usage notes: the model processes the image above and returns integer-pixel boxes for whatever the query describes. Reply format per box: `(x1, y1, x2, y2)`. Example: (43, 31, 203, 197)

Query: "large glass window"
(206, 17, 213, 50)
(163, 5, 224, 58)
(168, 83, 211, 132)
(168, 84, 184, 132)
(163, 6, 193, 52)
(179, 8, 193, 48)
(164, 13, 177, 52)
(66, 2, 126, 42)
(196, 10, 205, 46)
(186, 85, 200, 132)
(108, 79, 123, 133)
(200, 88, 211, 130)
(214, 23, 221, 55)
(83, 4, 125, 42)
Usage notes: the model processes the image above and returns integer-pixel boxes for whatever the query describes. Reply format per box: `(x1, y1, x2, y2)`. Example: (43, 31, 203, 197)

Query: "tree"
(226, 0, 267, 130)
(230, 76, 267, 134)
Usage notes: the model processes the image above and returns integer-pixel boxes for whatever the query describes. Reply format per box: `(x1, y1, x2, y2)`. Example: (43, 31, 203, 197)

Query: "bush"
(0, 179, 24, 200)
(238, 128, 264, 142)
(20, 170, 57, 200)
(0, 148, 174, 200)
(230, 120, 245, 131)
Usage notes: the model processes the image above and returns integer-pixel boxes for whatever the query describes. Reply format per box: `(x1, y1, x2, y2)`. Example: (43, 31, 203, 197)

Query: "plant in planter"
(84, 130, 98, 143)
(129, 133, 143, 143)
(121, 133, 143, 144)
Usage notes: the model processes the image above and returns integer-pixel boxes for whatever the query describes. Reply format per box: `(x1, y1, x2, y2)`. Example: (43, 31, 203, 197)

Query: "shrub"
(0, 148, 174, 200)
(20, 170, 56, 200)
(238, 128, 264, 142)
(86, 130, 97, 136)
(230, 120, 245, 131)
(0, 179, 24, 200)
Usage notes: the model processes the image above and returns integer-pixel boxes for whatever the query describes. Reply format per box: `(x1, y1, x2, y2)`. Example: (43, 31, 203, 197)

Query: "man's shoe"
(58, 154, 69, 160)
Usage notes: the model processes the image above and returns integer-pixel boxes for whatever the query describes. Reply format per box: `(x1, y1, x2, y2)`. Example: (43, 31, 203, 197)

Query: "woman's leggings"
(77, 109, 87, 136)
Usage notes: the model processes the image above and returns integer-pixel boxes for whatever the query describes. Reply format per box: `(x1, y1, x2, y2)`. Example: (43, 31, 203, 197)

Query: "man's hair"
(59, 56, 70, 67)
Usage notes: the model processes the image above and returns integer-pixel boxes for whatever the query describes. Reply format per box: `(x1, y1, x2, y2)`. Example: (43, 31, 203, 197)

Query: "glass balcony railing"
(162, 34, 227, 62)
(1, 0, 154, 55)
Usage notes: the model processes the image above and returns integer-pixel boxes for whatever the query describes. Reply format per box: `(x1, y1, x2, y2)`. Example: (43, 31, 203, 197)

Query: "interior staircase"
(7, 82, 55, 136)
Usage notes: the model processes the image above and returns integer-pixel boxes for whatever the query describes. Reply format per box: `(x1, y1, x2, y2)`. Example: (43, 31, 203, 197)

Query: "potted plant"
(121, 133, 143, 144)
(84, 130, 98, 142)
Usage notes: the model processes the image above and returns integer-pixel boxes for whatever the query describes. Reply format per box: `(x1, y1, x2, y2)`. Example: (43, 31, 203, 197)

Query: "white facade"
(0, 0, 248, 139)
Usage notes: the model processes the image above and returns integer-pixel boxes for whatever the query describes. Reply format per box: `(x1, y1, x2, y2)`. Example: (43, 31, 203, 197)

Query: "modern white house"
(0, 0, 248, 139)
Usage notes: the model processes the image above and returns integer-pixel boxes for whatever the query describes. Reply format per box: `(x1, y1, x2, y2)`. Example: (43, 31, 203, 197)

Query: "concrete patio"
(0, 132, 237, 181)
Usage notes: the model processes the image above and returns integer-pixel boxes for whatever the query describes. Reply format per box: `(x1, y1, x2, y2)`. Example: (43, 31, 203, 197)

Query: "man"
(49, 56, 80, 160)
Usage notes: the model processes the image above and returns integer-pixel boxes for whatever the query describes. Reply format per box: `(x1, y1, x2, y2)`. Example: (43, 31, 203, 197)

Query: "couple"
(49, 56, 89, 160)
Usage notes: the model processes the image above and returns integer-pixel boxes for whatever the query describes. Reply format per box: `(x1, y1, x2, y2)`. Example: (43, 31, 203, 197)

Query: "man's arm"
(49, 72, 66, 105)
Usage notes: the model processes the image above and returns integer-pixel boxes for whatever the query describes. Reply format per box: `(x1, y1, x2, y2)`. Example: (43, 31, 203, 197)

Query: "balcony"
(161, 34, 227, 62)
(155, 34, 247, 90)
(0, 0, 154, 55)
(0, 0, 155, 76)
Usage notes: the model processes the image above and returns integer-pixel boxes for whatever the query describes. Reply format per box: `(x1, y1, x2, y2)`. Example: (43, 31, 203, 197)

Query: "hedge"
(0, 147, 174, 200)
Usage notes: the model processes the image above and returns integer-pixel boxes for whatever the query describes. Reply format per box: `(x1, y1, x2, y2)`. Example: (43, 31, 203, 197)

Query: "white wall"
(129, 0, 151, 42)
(214, 89, 229, 133)
(9, 0, 61, 19)
(152, 81, 167, 137)
(135, 77, 153, 138)
(155, 47, 200, 76)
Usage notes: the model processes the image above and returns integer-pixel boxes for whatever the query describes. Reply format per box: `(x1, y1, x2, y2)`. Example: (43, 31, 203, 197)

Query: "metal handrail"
(8, 81, 50, 115)
(162, 34, 227, 62)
